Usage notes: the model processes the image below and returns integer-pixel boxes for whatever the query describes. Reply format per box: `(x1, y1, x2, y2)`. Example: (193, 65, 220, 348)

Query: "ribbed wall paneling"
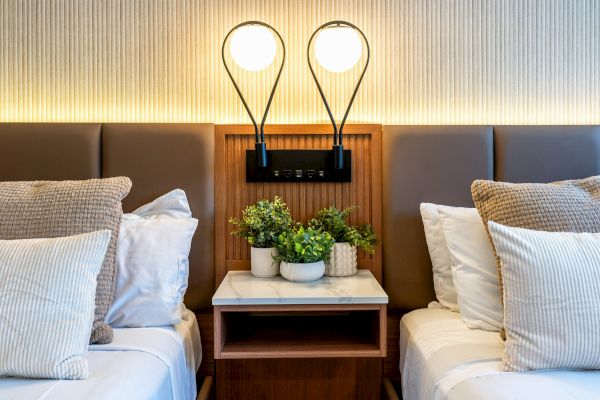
(0, 0, 599, 124)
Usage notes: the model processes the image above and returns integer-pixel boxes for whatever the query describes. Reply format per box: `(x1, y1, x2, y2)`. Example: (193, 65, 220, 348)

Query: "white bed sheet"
(400, 307, 600, 400)
(0, 307, 202, 400)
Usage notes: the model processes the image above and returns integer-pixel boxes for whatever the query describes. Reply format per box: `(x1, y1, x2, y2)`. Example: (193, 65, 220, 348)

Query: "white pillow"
(420, 203, 459, 311)
(107, 190, 198, 328)
(489, 222, 600, 371)
(129, 188, 193, 219)
(0, 230, 111, 380)
(437, 205, 503, 331)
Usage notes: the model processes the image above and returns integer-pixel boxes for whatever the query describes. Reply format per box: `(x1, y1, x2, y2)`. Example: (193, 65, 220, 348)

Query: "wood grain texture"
(195, 309, 215, 378)
(384, 311, 403, 388)
(215, 124, 382, 285)
(216, 358, 382, 400)
(1, 1, 599, 125)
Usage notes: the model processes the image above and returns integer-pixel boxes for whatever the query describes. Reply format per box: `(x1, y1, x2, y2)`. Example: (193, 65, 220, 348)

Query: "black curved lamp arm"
(338, 23, 370, 145)
(222, 22, 259, 142)
(260, 27, 286, 143)
(307, 27, 338, 144)
(307, 20, 370, 149)
(222, 21, 286, 167)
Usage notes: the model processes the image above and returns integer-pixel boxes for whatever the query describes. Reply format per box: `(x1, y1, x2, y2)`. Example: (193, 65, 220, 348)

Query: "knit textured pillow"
(471, 176, 600, 304)
(0, 177, 132, 344)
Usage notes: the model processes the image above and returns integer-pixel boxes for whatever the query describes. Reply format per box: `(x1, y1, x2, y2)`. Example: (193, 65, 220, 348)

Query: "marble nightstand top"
(212, 270, 388, 306)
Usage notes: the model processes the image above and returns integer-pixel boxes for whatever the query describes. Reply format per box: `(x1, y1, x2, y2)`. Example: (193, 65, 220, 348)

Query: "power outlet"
(246, 150, 351, 182)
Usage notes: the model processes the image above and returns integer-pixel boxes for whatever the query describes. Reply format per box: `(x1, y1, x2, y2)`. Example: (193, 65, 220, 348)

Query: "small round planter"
(250, 247, 280, 277)
(280, 261, 325, 282)
(325, 242, 358, 277)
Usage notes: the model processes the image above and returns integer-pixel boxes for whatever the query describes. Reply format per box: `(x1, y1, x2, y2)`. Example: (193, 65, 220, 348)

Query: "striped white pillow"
(0, 230, 110, 379)
(489, 222, 600, 372)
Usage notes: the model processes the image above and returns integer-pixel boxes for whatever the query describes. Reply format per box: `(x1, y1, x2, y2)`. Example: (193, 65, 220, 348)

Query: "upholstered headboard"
(382, 125, 600, 310)
(0, 123, 215, 310)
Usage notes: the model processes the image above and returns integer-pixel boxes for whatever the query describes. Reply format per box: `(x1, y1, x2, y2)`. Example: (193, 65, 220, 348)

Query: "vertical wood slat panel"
(1, 0, 599, 125)
(215, 124, 382, 285)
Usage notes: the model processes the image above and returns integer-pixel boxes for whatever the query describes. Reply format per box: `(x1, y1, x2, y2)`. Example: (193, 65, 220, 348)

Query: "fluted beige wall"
(0, 0, 598, 124)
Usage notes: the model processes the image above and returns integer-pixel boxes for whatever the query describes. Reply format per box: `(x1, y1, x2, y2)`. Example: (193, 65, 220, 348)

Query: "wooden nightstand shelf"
(212, 270, 388, 400)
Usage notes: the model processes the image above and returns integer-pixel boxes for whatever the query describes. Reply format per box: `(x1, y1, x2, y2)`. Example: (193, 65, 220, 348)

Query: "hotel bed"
(0, 123, 215, 398)
(0, 307, 201, 400)
(382, 125, 600, 399)
(400, 308, 600, 400)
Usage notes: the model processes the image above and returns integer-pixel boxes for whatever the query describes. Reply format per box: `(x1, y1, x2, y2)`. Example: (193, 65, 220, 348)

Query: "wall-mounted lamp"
(308, 21, 370, 170)
(222, 21, 285, 168)
(240, 20, 367, 183)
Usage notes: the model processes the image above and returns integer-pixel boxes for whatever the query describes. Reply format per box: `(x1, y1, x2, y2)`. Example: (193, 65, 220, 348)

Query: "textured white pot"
(250, 247, 280, 277)
(325, 242, 358, 276)
(280, 261, 325, 282)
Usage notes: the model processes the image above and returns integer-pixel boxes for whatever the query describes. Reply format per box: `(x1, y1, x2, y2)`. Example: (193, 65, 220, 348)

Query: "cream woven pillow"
(471, 176, 600, 302)
(0, 231, 111, 379)
(489, 222, 600, 372)
(0, 178, 132, 344)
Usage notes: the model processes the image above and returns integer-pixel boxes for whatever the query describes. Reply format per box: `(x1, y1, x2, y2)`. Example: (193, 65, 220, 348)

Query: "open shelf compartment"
(214, 304, 386, 359)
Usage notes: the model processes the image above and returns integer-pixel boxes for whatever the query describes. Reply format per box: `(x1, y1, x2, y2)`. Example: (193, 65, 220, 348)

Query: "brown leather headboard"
(0, 123, 101, 180)
(382, 126, 494, 309)
(494, 126, 600, 183)
(0, 123, 215, 310)
(382, 125, 600, 310)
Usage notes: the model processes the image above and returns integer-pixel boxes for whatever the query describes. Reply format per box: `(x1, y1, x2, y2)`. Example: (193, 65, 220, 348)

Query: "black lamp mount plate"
(246, 149, 351, 182)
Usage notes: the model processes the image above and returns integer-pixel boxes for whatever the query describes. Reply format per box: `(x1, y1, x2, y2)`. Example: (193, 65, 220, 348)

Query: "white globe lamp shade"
(229, 25, 277, 72)
(314, 26, 362, 73)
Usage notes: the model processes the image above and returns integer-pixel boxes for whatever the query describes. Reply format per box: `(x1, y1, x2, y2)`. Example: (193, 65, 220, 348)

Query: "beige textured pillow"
(471, 176, 600, 302)
(0, 177, 132, 344)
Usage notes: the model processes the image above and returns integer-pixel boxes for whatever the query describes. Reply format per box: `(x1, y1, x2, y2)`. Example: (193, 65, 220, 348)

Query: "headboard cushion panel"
(494, 126, 600, 183)
(101, 123, 215, 309)
(0, 123, 101, 180)
(382, 126, 494, 309)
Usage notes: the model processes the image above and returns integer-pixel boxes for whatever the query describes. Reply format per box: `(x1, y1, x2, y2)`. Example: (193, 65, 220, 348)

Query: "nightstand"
(212, 270, 388, 400)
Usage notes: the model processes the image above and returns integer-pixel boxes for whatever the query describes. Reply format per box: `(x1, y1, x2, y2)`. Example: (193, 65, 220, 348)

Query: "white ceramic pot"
(250, 247, 280, 277)
(325, 242, 358, 276)
(280, 261, 325, 282)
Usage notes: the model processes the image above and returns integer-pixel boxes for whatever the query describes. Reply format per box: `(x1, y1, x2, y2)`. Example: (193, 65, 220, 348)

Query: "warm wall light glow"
(229, 25, 276, 71)
(2, 1, 599, 125)
(315, 26, 362, 73)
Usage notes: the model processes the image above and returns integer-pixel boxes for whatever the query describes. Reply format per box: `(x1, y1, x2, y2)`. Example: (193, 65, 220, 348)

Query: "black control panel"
(246, 149, 352, 182)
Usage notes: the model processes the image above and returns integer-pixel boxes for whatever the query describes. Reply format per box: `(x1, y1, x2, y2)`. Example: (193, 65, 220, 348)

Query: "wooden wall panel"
(216, 358, 382, 400)
(215, 124, 382, 285)
(384, 312, 402, 389)
(196, 309, 215, 377)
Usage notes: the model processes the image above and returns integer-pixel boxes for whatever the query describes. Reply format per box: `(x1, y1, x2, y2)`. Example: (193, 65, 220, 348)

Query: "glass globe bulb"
(229, 25, 277, 72)
(314, 26, 362, 73)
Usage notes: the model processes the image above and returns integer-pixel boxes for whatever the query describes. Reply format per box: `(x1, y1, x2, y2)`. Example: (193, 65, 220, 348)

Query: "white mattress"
(0, 307, 202, 400)
(400, 308, 600, 400)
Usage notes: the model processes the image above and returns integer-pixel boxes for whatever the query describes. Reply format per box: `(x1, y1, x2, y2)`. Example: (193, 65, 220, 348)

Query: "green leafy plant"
(308, 205, 377, 254)
(274, 226, 335, 263)
(229, 196, 293, 248)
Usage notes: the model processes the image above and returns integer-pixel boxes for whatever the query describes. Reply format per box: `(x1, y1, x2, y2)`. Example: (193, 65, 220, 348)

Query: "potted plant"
(274, 226, 335, 282)
(229, 196, 293, 277)
(309, 206, 377, 276)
